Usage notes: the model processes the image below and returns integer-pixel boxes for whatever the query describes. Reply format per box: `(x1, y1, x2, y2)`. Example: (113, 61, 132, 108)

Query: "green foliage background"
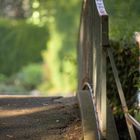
(0, 19, 49, 75)
(104, 0, 140, 39)
(41, 0, 81, 92)
(0, 0, 140, 97)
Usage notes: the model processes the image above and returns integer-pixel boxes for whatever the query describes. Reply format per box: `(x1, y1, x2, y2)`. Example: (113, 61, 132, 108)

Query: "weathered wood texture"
(77, 90, 99, 140)
(77, 0, 109, 90)
(108, 48, 137, 140)
(106, 105, 119, 140)
(77, 0, 119, 139)
(77, 0, 94, 90)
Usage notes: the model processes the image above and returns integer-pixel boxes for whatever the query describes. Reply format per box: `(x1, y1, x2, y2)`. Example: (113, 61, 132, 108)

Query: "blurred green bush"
(0, 63, 43, 93)
(104, 0, 140, 39)
(16, 63, 43, 90)
(107, 40, 139, 108)
(0, 18, 49, 75)
(0, 84, 27, 93)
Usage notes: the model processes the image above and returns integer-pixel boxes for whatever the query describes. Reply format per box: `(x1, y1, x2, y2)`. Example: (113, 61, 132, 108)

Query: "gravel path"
(0, 95, 82, 140)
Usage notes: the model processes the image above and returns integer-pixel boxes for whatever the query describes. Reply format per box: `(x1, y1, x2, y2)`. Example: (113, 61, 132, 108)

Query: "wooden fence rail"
(76, 0, 140, 139)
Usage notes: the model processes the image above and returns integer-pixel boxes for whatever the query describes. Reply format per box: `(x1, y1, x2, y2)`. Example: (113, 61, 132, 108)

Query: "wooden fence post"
(77, 0, 118, 139)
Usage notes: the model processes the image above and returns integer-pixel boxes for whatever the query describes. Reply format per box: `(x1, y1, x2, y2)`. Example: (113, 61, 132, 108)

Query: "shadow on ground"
(0, 96, 82, 140)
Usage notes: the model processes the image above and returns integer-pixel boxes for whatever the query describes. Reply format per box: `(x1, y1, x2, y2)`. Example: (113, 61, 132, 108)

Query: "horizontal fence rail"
(127, 113, 140, 131)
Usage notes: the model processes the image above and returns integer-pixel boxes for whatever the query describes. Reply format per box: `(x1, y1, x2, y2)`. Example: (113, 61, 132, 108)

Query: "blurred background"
(0, 0, 140, 99)
(0, 0, 81, 96)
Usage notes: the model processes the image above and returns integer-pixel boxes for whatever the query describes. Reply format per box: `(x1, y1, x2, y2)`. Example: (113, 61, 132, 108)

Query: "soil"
(0, 95, 83, 140)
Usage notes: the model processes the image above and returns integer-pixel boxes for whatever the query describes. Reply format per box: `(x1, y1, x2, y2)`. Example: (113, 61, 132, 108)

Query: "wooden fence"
(77, 0, 140, 139)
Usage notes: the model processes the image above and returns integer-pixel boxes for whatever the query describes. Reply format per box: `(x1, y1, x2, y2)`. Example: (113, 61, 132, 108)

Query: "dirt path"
(0, 95, 82, 140)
